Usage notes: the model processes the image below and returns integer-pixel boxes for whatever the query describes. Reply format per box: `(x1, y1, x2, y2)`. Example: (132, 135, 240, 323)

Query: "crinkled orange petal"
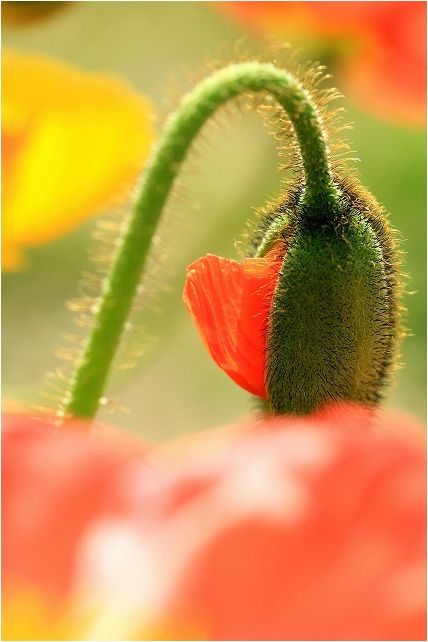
(183, 248, 283, 398)
(2, 50, 155, 270)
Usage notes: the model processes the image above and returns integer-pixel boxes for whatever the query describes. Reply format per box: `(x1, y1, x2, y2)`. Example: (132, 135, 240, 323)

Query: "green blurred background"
(3, 2, 426, 440)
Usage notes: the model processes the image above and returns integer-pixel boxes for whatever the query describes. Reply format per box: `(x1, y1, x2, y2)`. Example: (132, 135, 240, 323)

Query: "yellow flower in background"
(2, 50, 155, 270)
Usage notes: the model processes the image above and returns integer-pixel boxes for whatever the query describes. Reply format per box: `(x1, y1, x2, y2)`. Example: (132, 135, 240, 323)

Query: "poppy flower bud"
(258, 178, 399, 414)
(184, 152, 400, 416)
(61, 60, 402, 421)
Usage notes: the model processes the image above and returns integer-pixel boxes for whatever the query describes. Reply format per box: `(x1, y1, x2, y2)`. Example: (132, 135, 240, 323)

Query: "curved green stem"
(64, 61, 338, 420)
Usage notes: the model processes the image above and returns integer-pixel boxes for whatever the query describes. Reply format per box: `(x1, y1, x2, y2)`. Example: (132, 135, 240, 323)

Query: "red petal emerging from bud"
(183, 248, 283, 398)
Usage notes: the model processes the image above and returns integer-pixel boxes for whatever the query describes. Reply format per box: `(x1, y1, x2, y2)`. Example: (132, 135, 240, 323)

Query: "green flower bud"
(251, 177, 401, 415)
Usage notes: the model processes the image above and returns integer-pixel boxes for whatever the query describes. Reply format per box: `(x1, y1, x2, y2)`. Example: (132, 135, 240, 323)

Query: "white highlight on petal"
(72, 428, 335, 639)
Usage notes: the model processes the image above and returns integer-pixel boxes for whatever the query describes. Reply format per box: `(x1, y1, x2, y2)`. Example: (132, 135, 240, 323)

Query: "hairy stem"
(64, 61, 338, 420)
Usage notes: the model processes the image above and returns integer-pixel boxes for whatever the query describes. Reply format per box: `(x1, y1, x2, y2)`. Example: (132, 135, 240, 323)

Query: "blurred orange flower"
(3, 407, 426, 640)
(2, 50, 155, 270)
(219, 1, 427, 126)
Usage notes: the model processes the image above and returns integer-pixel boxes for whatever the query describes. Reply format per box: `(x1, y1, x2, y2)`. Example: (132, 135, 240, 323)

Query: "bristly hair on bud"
(247, 175, 403, 416)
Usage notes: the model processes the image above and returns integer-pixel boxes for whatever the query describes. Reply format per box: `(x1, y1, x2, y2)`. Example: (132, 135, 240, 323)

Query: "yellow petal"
(2, 589, 70, 641)
(2, 50, 155, 270)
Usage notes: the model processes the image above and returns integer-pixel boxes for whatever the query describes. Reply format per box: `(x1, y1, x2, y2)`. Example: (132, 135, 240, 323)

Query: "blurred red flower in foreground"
(183, 246, 284, 398)
(2, 408, 426, 640)
(219, 1, 427, 126)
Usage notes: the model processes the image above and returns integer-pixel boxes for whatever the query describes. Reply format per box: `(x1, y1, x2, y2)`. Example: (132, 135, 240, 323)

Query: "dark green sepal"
(263, 181, 399, 415)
